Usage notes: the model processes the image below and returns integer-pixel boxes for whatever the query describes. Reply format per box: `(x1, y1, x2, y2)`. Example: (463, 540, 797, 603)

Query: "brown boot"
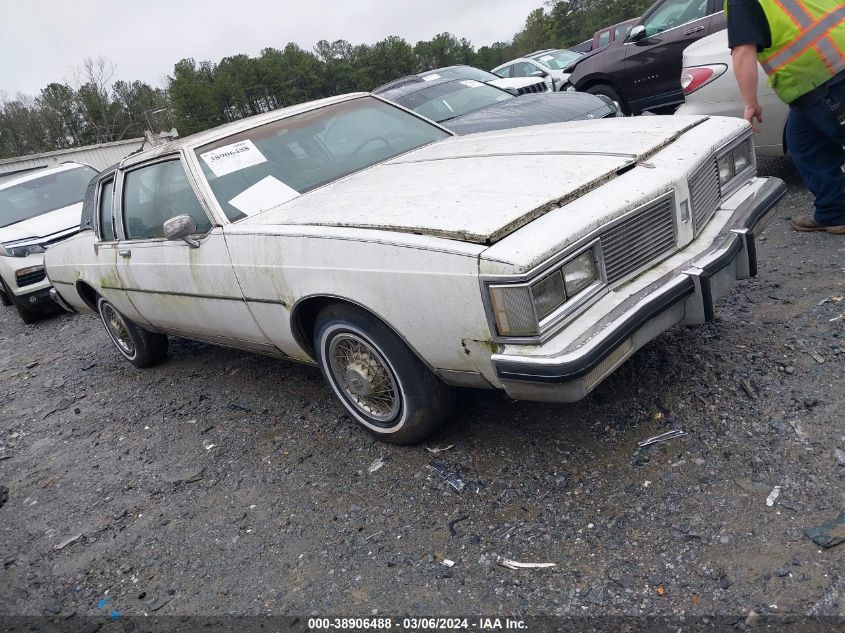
(789, 214, 845, 234)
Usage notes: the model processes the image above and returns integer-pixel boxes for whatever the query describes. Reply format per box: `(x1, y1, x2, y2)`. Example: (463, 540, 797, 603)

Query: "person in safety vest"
(727, 0, 845, 234)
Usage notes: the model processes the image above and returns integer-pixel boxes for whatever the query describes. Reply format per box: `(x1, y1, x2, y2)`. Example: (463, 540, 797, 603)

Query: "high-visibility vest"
(726, 0, 845, 103)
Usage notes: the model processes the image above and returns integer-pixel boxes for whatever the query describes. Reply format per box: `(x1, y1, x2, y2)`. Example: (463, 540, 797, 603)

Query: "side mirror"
(163, 214, 200, 248)
(627, 25, 647, 42)
(530, 70, 549, 78)
(505, 87, 519, 96)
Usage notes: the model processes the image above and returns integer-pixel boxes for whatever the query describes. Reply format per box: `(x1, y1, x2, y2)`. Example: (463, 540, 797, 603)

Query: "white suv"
(0, 162, 97, 323)
(492, 49, 584, 92)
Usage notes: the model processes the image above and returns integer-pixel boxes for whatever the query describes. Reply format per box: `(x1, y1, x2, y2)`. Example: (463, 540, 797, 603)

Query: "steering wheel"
(351, 137, 392, 155)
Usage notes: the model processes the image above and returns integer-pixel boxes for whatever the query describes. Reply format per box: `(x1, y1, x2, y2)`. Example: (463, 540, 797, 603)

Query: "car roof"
(0, 161, 93, 192)
(120, 93, 369, 169)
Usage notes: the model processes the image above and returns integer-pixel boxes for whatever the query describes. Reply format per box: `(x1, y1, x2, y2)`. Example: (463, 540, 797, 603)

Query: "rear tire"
(97, 297, 168, 368)
(314, 304, 455, 444)
(586, 84, 627, 116)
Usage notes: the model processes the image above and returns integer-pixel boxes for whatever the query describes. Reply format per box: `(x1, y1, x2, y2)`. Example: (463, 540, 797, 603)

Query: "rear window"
(0, 166, 97, 228)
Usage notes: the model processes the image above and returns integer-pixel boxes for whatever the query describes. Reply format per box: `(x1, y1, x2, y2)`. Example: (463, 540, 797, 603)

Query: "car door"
(113, 154, 272, 351)
(90, 170, 141, 322)
(624, 0, 715, 111)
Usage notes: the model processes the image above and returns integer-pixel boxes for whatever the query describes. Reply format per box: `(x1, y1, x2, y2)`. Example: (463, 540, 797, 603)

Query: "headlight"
(0, 243, 45, 257)
(562, 250, 598, 296)
(488, 246, 602, 339)
(531, 271, 566, 321)
(717, 138, 754, 187)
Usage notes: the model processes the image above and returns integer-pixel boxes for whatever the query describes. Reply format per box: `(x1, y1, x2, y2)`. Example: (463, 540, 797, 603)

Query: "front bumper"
(14, 286, 54, 312)
(491, 176, 786, 403)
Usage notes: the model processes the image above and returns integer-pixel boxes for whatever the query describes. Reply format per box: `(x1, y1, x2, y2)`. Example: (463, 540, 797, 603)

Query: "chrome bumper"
(491, 177, 787, 403)
(49, 287, 75, 313)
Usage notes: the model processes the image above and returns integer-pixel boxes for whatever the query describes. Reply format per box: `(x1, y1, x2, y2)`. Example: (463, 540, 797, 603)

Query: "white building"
(0, 137, 151, 179)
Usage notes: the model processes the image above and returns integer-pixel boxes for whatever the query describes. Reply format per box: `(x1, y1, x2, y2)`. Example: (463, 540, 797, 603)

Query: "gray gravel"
(0, 158, 843, 620)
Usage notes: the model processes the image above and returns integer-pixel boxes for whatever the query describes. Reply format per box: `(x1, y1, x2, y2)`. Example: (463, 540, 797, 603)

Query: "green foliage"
(0, 0, 653, 159)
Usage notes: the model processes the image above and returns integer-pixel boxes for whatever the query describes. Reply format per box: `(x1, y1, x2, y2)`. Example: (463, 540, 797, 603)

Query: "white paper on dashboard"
(422, 73, 441, 81)
(200, 139, 267, 177)
(228, 176, 299, 216)
(541, 55, 555, 62)
(459, 80, 484, 88)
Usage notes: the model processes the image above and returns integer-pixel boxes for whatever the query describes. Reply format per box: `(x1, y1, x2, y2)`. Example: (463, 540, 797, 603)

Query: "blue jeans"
(786, 76, 845, 226)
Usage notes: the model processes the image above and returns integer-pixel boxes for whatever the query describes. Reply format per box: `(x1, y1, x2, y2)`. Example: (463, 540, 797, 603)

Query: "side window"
(643, 0, 709, 36)
(98, 178, 115, 241)
(598, 30, 611, 46)
(511, 62, 536, 78)
(493, 65, 511, 78)
(122, 160, 212, 240)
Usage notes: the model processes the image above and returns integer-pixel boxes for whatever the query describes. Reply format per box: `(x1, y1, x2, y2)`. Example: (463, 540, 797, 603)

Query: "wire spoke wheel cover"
(327, 332, 400, 425)
(101, 303, 135, 358)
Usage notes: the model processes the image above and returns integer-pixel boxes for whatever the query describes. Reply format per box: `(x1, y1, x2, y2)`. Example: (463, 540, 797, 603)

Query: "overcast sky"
(0, 0, 545, 97)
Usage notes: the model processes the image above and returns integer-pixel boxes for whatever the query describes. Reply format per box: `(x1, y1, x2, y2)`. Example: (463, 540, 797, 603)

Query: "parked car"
(676, 30, 788, 157)
(592, 19, 639, 50)
(376, 77, 616, 134)
(0, 162, 97, 322)
(492, 49, 584, 91)
(562, 0, 726, 114)
(374, 65, 549, 96)
(46, 93, 784, 444)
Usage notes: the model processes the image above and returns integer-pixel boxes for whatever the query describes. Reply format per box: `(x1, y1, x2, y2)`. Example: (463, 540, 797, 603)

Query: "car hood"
(250, 116, 709, 244)
(443, 92, 613, 135)
(0, 202, 83, 244)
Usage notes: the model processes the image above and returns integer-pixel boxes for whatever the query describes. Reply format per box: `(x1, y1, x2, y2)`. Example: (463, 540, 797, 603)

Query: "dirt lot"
(0, 158, 843, 627)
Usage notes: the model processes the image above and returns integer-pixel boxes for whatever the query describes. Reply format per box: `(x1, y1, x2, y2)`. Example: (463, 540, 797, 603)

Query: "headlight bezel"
(715, 133, 756, 198)
(483, 240, 606, 343)
(0, 242, 46, 258)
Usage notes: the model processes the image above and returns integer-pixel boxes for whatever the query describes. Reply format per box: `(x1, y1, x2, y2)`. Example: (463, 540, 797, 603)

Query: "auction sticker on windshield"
(228, 175, 299, 216)
(200, 140, 267, 178)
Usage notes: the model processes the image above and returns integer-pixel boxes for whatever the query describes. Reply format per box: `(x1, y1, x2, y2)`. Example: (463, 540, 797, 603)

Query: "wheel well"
(75, 281, 100, 312)
(290, 295, 433, 372)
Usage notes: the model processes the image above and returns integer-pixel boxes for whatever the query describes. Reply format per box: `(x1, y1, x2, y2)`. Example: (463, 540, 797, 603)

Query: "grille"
(16, 268, 47, 288)
(689, 157, 720, 233)
(599, 196, 676, 284)
(518, 82, 546, 95)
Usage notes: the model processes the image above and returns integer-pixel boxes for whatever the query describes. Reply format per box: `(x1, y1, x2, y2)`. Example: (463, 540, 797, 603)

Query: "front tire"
(314, 304, 455, 444)
(1, 278, 41, 324)
(586, 84, 627, 116)
(97, 297, 168, 368)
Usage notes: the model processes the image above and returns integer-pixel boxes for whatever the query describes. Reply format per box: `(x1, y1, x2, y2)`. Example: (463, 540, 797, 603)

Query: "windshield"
(397, 80, 513, 123)
(529, 49, 582, 70)
(196, 96, 449, 222)
(421, 66, 500, 83)
(0, 166, 96, 228)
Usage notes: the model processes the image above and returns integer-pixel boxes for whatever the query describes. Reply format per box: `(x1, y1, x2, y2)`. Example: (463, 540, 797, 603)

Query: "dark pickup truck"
(564, 0, 726, 115)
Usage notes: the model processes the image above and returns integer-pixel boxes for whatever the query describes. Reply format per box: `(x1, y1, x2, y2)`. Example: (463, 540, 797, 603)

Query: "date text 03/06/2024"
(306, 617, 527, 630)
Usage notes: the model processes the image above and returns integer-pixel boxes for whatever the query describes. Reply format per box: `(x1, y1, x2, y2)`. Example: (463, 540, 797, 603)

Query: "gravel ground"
(0, 158, 843, 626)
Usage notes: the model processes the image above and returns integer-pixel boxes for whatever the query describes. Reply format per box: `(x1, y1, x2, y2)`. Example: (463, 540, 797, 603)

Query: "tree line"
(0, 0, 654, 159)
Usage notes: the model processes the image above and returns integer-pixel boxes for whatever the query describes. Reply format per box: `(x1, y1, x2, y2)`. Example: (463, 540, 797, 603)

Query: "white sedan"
(676, 30, 789, 157)
(46, 93, 785, 443)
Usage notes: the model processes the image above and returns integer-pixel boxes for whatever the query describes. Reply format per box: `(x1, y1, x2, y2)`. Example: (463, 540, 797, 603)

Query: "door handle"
(118, 249, 131, 259)
(683, 26, 705, 35)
